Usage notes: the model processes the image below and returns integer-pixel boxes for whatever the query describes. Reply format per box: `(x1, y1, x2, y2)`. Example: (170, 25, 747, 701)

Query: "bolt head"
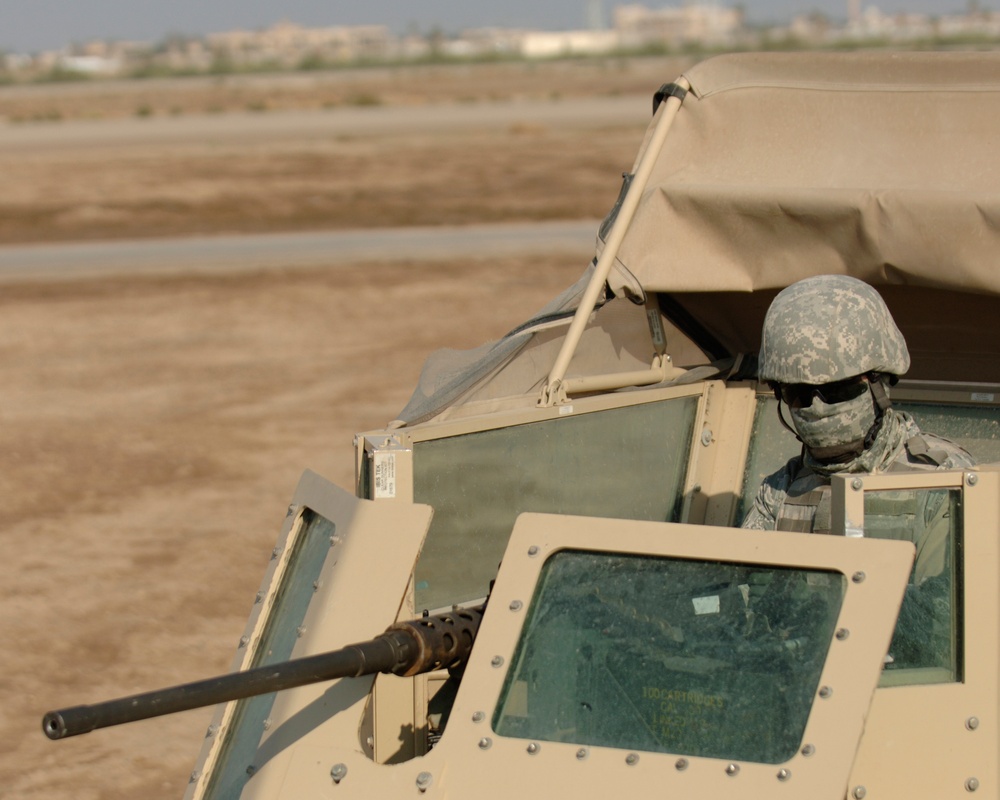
(967, 777, 980, 792)
(576, 748, 588, 760)
(777, 768, 791, 781)
(527, 742, 540, 755)
(625, 753, 639, 766)
(491, 655, 504, 668)
(851, 477, 864, 491)
(835, 628, 850, 641)
(478, 737, 492, 750)
(818, 686, 833, 699)
(966, 716, 980, 731)
(527, 546, 539, 557)
(509, 599, 523, 611)
(726, 763, 740, 776)
(852, 571, 866, 583)
(471, 711, 485, 723)
(416, 772, 433, 790)
(330, 763, 347, 783)
(853, 786, 867, 799)
(675, 758, 689, 771)
(967, 472, 979, 487)
(801, 744, 815, 757)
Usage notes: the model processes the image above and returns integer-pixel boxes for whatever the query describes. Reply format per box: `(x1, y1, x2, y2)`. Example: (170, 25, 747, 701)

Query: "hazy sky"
(0, 0, 978, 54)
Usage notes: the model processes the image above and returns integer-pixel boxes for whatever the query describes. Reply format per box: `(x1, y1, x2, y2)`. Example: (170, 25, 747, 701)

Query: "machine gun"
(43, 604, 483, 740)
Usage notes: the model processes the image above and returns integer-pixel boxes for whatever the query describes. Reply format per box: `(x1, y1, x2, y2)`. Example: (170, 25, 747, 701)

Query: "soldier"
(741, 274, 973, 670)
(742, 274, 973, 535)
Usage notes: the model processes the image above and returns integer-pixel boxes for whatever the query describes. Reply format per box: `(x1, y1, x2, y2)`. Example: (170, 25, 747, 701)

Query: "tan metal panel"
(277, 512, 912, 799)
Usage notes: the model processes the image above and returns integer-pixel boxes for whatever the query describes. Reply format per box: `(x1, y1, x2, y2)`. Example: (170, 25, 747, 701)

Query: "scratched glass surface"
(412, 396, 698, 611)
(866, 488, 962, 686)
(493, 550, 845, 764)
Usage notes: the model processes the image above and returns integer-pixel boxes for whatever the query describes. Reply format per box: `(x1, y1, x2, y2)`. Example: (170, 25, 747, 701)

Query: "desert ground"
(0, 57, 692, 798)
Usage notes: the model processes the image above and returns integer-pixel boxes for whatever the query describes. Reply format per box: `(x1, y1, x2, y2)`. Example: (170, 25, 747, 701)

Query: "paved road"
(0, 220, 603, 282)
(0, 95, 651, 152)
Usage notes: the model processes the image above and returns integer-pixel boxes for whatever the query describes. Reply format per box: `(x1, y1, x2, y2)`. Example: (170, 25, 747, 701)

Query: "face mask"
(789, 388, 876, 461)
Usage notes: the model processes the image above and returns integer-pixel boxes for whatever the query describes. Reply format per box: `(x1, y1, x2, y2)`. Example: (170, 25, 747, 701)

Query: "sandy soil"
(0, 59, 691, 798)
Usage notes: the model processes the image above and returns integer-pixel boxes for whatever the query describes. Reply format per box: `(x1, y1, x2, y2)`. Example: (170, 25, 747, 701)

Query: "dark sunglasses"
(772, 375, 870, 408)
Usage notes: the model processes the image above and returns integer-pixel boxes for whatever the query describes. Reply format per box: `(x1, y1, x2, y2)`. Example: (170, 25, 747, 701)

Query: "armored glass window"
(493, 549, 845, 764)
(204, 510, 334, 799)
(863, 488, 962, 686)
(412, 397, 698, 611)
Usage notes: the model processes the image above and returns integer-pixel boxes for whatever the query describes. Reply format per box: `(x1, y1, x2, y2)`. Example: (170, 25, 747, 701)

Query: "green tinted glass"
(493, 550, 845, 763)
(412, 397, 698, 611)
(204, 509, 334, 799)
(864, 488, 962, 685)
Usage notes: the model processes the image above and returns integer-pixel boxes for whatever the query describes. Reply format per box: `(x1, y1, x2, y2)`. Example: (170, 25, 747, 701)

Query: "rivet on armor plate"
(835, 628, 850, 641)
(527, 742, 540, 755)
(471, 711, 485, 723)
(238, 635, 249, 648)
(801, 744, 815, 757)
(966, 473, 978, 487)
(852, 786, 867, 799)
(509, 600, 523, 612)
(777, 769, 791, 781)
(851, 478, 863, 491)
(478, 737, 492, 750)
(330, 763, 347, 784)
(851, 571, 866, 583)
(416, 772, 433, 791)
(576, 748, 588, 760)
(726, 763, 740, 776)
(527, 546, 539, 557)
(818, 686, 832, 699)
(625, 753, 639, 766)
(966, 777, 980, 792)
(189, 771, 200, 784)
(675, 758, 689, 771)
(491, 656, 504, 668)
(966, 717, 980, 731)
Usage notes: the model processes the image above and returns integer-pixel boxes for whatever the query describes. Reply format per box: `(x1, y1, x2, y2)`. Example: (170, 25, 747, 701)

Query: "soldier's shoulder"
(902, 430, 975, 470)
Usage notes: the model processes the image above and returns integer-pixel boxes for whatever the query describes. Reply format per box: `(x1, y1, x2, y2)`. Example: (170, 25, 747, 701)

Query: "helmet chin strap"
(774, 391, 803, 443)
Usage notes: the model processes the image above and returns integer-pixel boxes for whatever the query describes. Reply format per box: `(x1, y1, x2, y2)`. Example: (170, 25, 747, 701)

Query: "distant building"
(520, 29, 620, 57)
(206, 21, 394, 67)
(614, 3, 743, 48)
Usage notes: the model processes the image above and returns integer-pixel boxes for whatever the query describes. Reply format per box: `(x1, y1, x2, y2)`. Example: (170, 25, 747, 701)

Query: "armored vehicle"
(45, 51, 1000, 799)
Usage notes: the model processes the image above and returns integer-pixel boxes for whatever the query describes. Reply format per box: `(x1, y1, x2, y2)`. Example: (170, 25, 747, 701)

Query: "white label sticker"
(971, 392, 995, 403)
(373, 452, 396, 499)
(692, 595, 720, 616)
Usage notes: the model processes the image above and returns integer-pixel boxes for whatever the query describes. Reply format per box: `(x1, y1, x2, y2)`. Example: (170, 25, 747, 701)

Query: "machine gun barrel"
(43, 604, 483, 740)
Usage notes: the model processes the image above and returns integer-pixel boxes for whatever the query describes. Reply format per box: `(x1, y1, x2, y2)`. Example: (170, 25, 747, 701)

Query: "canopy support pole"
(538, 78, 690, 407)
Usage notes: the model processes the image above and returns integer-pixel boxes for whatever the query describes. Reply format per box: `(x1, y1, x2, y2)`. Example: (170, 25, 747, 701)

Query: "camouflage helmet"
(758, 275, 910, 385)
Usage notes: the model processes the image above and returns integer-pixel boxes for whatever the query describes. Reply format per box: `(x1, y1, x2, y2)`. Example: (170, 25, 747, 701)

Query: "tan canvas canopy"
(611, 50, 1000, 297)
(399, 51, 1000, 424)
